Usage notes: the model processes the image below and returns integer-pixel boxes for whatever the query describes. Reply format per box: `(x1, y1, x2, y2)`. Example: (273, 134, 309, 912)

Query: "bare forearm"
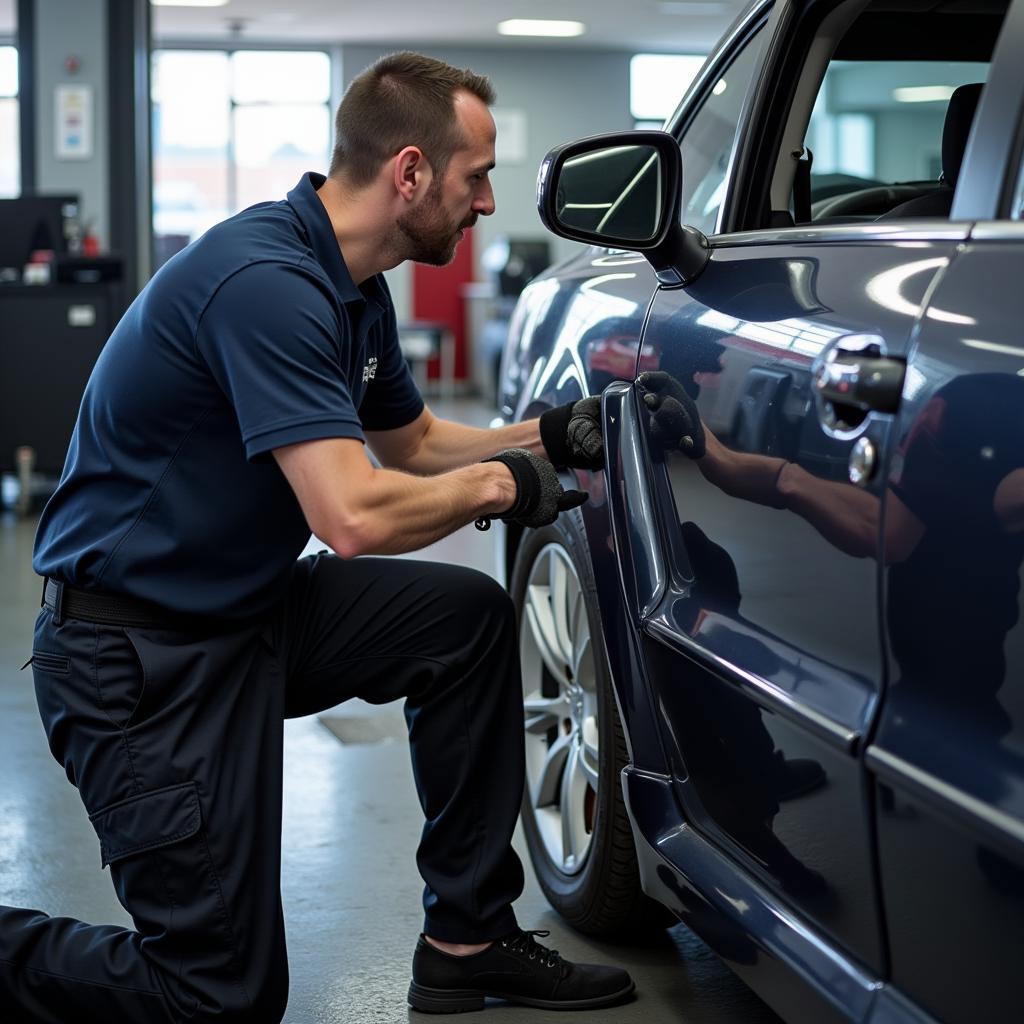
(327, 461, 514, 557)
(398, 417, 543, 475)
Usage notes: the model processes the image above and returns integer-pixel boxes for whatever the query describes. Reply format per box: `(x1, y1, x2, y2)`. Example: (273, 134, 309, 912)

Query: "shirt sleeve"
(196, 260, 365, 462)
(357, 277, 425, 432)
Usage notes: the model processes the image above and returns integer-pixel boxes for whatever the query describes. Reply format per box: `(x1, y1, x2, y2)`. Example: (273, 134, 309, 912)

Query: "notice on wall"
(492, 108, 527, 165)
(55, 85, 93, 160)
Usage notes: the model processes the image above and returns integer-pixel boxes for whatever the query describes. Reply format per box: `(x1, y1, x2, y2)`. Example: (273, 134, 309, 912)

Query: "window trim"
(664, 0, 773, 238)
(766, 1, 870, 217)
(956, 0, 1024, 221)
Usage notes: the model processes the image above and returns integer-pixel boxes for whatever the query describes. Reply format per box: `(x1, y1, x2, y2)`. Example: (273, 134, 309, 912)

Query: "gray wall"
(341, 44, 633, 318)
(33, 0, 109, 247)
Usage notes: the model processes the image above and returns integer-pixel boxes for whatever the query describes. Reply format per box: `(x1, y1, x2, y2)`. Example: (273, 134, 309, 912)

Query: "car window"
(678, 30, 764, 235)
(807, 59, 989, 218)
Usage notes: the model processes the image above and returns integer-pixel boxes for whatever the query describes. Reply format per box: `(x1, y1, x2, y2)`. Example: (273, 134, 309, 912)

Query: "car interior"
(768, 0, 1009, 226)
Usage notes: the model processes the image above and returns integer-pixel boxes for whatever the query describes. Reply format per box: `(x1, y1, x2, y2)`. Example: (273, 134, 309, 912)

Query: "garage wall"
(341, 44, 634, 319)
(33, 0, 109, 247)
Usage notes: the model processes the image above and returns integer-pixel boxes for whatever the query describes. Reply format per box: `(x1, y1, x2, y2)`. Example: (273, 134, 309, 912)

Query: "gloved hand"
(539, 397, 604, 470)
(637, 371, 706, 459)
(479, 448, 588, 529)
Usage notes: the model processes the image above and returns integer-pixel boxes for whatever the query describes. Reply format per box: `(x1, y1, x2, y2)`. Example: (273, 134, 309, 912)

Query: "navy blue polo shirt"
(33, 172, 424, 618)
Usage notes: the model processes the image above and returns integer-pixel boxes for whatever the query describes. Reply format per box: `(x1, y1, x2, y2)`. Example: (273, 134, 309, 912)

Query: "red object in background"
(411, 228, 474, 382)
(82, 233, 100, 257)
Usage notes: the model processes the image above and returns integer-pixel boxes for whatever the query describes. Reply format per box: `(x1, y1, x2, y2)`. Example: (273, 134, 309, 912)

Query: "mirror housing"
(536, 130, 710, 286)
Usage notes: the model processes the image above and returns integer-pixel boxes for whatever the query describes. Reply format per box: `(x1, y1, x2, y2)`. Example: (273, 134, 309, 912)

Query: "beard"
(396, 177, 475, 266)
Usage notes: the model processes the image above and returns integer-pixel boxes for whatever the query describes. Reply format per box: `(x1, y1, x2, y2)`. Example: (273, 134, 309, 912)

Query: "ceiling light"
(659, 2, 729, 13)
(893, 86, 956, 103)
(498, 19, 586, 37)
(151, 1, 230, 8)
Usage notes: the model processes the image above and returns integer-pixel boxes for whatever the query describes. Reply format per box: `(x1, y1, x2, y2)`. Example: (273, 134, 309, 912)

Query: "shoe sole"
(407, 979, 636, 1013)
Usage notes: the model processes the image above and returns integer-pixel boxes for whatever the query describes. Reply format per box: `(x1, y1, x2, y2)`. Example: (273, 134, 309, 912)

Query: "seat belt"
(793, 147, 813, 224)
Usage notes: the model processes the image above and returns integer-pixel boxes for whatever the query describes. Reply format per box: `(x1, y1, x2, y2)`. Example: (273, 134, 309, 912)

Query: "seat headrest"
(942, 83, 984, 188)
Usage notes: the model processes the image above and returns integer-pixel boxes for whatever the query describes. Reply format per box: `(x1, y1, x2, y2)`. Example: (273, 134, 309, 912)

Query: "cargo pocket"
(88, 781, 202, 868)
(86, 781, 243, 1015)
(29, 650, 70, 675)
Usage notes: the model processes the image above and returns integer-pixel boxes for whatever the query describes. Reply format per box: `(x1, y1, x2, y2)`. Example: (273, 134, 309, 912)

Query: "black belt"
(42, 577, 232, 631)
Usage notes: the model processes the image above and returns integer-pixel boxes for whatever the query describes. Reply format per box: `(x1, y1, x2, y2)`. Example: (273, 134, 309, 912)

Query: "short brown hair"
(329, 52, 495, 187)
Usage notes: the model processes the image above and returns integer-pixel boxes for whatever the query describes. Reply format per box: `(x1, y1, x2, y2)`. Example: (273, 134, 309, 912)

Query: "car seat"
(877, 82, 984, 219)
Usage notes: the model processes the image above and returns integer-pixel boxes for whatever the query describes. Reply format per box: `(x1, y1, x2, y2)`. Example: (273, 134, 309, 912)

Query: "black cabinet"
(0, 284, 120, 473)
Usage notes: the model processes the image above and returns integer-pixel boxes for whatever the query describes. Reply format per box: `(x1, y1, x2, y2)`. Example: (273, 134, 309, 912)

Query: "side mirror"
(536, 130, 710, 286)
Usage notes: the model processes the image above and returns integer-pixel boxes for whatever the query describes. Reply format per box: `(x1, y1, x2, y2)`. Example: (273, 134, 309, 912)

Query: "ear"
(393, 146, 430, 202)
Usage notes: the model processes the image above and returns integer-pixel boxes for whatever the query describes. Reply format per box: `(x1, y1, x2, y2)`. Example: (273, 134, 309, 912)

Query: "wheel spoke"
(560, 742, 588, 866)
(532, 731, 572, 809)
(571, 632, 593, 690)
(523, 694, 569, 735)
(524, 582, 569, 684)
(549, 553, 573, 667)
(569, 586, 587, 658)
(579, 717, 600, 791)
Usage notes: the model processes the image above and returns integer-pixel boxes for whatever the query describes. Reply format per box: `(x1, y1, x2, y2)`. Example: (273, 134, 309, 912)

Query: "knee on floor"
(194, 970, 289, 1023)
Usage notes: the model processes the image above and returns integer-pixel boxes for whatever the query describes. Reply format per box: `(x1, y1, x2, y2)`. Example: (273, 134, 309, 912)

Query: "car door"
(636, 223, 967, 978)
(865, 7, 1024, 1019)
(628, 0, 986, 977)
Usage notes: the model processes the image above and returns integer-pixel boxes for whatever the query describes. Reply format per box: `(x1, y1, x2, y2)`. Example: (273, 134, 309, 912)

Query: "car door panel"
(868, 239, 1024, 1024)
(631, 233, 967, 972)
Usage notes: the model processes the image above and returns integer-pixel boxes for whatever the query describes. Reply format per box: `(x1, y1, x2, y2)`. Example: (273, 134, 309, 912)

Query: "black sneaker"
(408, 928, 636, 1014)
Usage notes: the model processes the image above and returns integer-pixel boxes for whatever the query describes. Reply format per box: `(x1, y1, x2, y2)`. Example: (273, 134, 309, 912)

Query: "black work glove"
(539, 396, 604, 471)
(637, 370, 706, 459)
(479, 448, 588, 530)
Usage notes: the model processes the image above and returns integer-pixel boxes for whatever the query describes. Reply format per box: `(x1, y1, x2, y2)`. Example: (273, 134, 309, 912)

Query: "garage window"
(630, 53, 706, 128)
(0, 45, 18, 198)
(152, 48, 331, 269)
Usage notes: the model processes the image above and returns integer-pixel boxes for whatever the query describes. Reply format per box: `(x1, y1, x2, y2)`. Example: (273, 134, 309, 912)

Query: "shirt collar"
(287, 171, 388, 311)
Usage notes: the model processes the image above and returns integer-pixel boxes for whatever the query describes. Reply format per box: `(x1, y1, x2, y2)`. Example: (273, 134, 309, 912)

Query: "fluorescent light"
(893, 86, 956, 103)
(659, 2, 728, 13)
(963, 338, 1024, 358)
(498, 19, 585, 37)
(151, 0, 229, 7)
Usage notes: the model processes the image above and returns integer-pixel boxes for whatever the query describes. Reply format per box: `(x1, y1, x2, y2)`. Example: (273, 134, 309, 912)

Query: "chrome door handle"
(814, 354, 905, 414)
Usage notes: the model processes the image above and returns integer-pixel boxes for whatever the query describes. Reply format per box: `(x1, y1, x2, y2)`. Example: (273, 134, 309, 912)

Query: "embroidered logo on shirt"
(362, 357, 378, 383)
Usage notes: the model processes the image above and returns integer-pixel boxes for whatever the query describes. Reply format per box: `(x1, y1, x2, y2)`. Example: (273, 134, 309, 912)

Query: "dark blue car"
(498, 1, 1024, 1021)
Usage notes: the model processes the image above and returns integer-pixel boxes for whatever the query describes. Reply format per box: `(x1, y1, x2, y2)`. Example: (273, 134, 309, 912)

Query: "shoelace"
(500, 930, 568, 975)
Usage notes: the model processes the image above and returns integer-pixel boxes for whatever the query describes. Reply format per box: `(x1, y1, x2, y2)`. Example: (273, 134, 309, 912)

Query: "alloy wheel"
(519, 543, 600, 875)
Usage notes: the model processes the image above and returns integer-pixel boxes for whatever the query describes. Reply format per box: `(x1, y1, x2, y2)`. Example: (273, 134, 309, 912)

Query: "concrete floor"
(0, 399, 782, 1024)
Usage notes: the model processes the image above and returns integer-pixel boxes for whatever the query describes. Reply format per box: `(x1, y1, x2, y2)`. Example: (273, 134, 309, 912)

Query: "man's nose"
(474, 181, 496, 217)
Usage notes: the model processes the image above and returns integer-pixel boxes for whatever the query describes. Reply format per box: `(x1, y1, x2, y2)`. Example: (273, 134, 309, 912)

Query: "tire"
(510, 509, 673, 938)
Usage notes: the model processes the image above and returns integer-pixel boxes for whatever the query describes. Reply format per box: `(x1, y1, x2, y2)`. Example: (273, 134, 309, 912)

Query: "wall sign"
(492, 108, 527, 165)
(55, 85, 93, 160)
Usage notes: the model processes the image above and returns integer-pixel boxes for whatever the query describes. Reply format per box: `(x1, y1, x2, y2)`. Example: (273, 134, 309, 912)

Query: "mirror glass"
(554, 144, 664, 244)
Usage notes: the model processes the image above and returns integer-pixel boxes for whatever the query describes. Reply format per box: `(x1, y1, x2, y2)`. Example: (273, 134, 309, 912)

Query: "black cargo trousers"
(0, 552, 526, 1023)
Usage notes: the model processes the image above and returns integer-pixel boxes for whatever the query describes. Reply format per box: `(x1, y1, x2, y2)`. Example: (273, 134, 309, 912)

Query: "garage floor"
(0, 399, 781, 1024)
